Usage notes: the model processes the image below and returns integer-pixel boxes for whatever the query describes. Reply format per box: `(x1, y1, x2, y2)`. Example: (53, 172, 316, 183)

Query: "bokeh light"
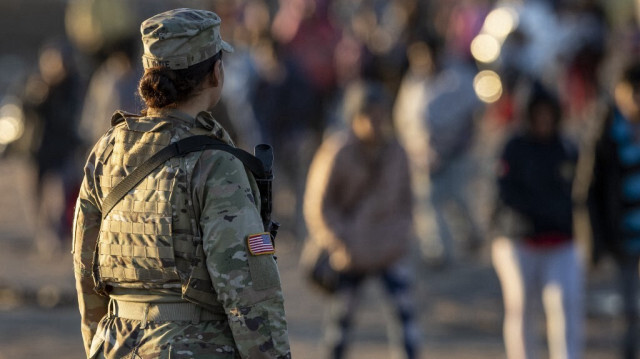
(483, 6, 519, 41)
(0, 101, 25, 145)
(470, 34, 501, 63)
(473, 70, 503, 103)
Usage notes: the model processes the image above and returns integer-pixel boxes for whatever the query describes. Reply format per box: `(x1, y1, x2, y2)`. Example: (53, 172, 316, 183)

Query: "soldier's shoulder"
(110, 110, 142, 127)
(209, 150, 248, 176)
(193, 111, 234, 144)
(193, 143, 253, 191)
(89, 127, 117, 160)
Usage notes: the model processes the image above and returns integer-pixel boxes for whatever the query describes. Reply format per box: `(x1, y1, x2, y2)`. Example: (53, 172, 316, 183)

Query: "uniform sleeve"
(72, 152, 109, 356)
(195, 151, 291, 359)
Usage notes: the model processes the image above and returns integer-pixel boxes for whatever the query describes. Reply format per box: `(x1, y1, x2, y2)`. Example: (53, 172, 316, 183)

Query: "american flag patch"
(247, 232, 275, 255)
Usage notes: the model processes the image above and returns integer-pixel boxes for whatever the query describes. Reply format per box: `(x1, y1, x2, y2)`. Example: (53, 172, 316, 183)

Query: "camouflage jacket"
(72, 108, 290, 358)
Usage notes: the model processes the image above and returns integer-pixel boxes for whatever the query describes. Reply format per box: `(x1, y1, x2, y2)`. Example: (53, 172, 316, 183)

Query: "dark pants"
(326, 262, 420, 359)
(619, 254, 640, 359)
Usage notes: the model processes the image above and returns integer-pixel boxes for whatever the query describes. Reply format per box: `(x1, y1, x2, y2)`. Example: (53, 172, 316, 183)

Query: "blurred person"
(22, 39, 83, 254)
(303, 81, 420, 359)
(393, 40, 439, 262)
(272, 0, 337, 82)
(249, 37, 317, 240)
(78, 36, 142, 146)
(330, 0, 421, 93)
(440, 0, 489, 62)
(492, 84, 583, 359)
(588, 61, 640, 359)
(424, 53, 484, 267)
(72, 9, 290, 358)
(397, 0, 488, 270)
(395, 41, 434, 163)
(272, 0, 340, 131)
(214, 0, 269, 149)
(499, 1, 563, 82)
(556, 2, 607, 126)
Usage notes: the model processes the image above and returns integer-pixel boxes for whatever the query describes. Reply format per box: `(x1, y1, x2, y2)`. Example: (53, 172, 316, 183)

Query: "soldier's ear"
(211, 59, 222, 87)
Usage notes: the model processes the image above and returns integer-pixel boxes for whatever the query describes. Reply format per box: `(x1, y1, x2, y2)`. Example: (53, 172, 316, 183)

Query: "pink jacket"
(304, 131, 414, 273)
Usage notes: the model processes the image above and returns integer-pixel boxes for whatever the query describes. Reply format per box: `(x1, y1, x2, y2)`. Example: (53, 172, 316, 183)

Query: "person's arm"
(72, 150, 109, 356)
(302, 137, 352, 263)
(497, 139, 533, 214)
(195, 151, 290, 359)
(588, 118, 617, 260)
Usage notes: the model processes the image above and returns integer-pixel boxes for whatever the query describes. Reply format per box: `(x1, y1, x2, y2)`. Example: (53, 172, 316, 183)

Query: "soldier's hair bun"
(138, 51, 223, 110)
(139, 68, 179, 108)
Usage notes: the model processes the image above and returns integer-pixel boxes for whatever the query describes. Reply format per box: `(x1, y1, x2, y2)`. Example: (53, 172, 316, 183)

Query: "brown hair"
(138, 51, 222, 109)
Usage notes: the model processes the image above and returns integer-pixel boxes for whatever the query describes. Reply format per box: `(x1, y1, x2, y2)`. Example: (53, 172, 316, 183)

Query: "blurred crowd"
(2, 0, 640, 358)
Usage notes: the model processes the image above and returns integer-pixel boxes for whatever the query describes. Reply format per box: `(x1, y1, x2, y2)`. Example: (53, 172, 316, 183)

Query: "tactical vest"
(93, 112, 231, 313)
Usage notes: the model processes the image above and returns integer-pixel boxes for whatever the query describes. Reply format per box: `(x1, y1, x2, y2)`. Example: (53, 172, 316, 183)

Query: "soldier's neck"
(175, 87, 220, 119)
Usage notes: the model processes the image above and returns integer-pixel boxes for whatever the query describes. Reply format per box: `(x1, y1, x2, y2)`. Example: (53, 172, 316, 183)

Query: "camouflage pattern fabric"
(141, 8, 234, 70)
(73, 108, 290, 358)
(89, 315, 274, 358)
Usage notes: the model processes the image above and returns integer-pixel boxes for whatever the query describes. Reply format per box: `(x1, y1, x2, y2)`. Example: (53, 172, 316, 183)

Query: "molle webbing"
(99, 243, 174, 259)
(108, 198, 171, 215)
(100, 220, 171, 235)
(93, 132, 265, 313)
(98, 267, 179, 281)
(93, 128, 178, 291)
(101, 135, 266, 220)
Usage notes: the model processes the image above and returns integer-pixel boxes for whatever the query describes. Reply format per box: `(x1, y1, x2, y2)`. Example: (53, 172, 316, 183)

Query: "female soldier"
(72, 8, 290, 359)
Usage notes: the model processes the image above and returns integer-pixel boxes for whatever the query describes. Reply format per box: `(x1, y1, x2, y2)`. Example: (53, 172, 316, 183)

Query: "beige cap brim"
(221, 40, 234, 53)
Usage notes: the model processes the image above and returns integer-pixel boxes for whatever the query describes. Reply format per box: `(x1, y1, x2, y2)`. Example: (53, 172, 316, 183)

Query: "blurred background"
(0, 0, 637, 358)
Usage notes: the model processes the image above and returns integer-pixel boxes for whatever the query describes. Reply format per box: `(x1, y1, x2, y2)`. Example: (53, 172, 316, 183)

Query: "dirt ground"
(0, 157, 628, 359)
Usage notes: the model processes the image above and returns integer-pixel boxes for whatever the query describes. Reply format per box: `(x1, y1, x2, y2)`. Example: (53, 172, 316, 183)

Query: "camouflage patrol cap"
(140, 8, 233, 70)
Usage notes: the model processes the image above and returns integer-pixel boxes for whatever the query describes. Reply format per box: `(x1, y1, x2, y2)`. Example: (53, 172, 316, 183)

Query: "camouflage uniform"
(72, 8, 290, 359)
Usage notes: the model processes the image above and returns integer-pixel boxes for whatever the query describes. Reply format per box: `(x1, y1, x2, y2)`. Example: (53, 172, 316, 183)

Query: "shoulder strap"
(101, 135, 266, 219)
(179, 136, 266, 177)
